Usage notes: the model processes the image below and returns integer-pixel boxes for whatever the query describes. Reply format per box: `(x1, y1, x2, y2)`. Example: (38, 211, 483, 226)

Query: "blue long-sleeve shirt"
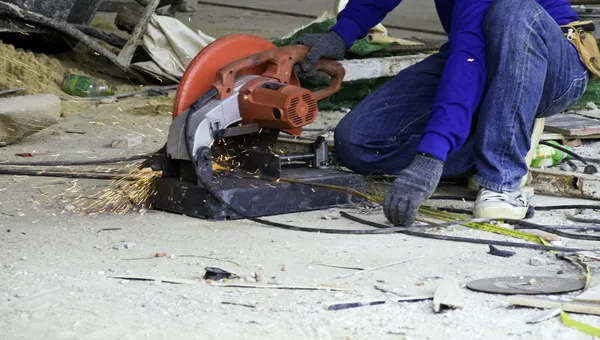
(331, 0, 578, 161)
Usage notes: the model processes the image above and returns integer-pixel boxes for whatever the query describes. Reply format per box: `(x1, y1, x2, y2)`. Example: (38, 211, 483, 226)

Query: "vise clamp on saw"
(150, 34, 365, 220)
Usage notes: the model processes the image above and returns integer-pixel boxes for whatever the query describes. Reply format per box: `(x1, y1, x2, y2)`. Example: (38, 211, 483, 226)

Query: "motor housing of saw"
(210, 43, 345, 136)
(238, 78, 318, 135)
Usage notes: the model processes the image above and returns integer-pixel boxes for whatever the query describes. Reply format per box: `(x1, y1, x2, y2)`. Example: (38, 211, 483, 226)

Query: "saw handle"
(310, 59, 346, 101)
(213, 45, 345, 101)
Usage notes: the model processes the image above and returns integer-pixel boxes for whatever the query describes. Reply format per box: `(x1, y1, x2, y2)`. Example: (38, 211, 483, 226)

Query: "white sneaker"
(473, 188, 529, 220)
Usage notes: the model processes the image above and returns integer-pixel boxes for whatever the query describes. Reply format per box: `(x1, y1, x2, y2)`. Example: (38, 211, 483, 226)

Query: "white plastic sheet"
(132, 14, 215, 82)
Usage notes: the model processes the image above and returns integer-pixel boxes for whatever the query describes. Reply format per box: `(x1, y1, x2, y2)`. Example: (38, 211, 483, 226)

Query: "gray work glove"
(383, 154, 444, 226)
(294, 31, 347, 73)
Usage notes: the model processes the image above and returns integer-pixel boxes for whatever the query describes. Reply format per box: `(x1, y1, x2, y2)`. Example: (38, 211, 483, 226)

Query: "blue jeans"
(334, 0, 590, 192)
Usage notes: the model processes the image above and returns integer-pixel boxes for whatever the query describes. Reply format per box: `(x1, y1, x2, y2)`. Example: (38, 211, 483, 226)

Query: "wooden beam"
(575, 285, 600, 304)
(541, 132, 600, 141)
(530, 168, 600, 200)
(509, 295, 600, 316)
(118, 0, 160, 66)
(340, 55, 425, 82)
(545, 114, 600, 137)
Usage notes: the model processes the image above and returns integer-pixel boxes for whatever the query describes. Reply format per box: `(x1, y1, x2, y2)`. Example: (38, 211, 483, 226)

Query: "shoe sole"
(473, 206, 528, 220)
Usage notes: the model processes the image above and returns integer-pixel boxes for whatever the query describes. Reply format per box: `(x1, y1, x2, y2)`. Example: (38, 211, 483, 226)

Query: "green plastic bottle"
(62, 74, 117, 97)
(530, 141, 571, 168)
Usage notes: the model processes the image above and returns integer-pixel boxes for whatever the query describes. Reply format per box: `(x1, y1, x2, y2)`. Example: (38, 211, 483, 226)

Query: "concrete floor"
(1, 100, 599, 340)
(1, 2, 600, 340)
(173, 1, 445, 42)
(198, 0, 444, 33)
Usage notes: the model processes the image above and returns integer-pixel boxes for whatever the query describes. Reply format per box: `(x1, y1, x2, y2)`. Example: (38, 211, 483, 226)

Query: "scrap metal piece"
(467, 276, 585, 295)
(203, 267, 238, 281)
(487, 245, 516, 258)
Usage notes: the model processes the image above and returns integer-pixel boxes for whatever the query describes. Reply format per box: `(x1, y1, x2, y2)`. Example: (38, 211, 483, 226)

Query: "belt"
(561, 21, 596, 34)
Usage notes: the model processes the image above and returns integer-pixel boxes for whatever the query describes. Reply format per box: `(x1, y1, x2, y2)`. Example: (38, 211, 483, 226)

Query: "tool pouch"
(561, 21, 600, 80)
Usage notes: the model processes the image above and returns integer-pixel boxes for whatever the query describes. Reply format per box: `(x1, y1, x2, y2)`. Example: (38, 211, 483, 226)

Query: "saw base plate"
(152, 167, 365, 220)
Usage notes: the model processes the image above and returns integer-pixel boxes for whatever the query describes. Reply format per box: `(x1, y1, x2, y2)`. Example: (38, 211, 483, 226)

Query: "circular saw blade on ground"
(173, 34, 300, 118)
(466, 276, 585, 295)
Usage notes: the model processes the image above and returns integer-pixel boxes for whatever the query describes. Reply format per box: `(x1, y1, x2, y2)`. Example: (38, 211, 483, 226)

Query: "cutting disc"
(173, 34, 300, 118)
(466, 276, 585, 295)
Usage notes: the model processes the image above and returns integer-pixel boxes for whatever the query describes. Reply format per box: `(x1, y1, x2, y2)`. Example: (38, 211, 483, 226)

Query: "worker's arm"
(295, 1, 402, 72)
(331, 0, 404, 47)
(417, 0, 494, 161)
(384, 0, 495, 226)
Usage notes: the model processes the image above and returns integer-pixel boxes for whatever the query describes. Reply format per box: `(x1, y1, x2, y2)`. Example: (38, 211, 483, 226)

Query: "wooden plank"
(545, 114, 600, 136)
(530, 168, 600, 200)
(340, 55, 426, 82)
(117, 0, 160, 66)
(575, 285, 600, 304)
(573, 110, 600, 120)
(508, 295, 600, 316)
(541, 132, 600, 141)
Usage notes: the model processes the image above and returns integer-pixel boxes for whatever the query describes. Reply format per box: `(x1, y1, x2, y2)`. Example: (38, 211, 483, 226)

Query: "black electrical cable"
(0, 154, 153, 167)
(539, 140, 590, 165)
(509, 219, 600, 241)
(181, 90, 522, 236)
(339, 212, 590, 252)
(534, 205, 600, 211)
(429, 196, 600, 212)
(181, 89, 600, 241)
(581, 157, 600, 165)
(431, 207, 600, 235)
(435, 205, 600, 213)
(567, 215, 600, 224)
(432, 206, 600, 240)
(0, 168, 121, 180)
(435, 207, 473, 214)
(183, 89, 409, 235)
(429, 195, 475, 201)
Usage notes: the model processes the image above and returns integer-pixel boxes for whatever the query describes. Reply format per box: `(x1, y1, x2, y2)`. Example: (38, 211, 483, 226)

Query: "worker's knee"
(334, 118, 374, 174)
(334, 118, 358, 166)
(484, 0, 539, 35)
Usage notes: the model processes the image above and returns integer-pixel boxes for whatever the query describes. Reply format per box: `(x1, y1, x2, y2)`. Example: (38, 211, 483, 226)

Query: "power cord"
(180, 88, 600, 246)
(0, 154, 152, 167)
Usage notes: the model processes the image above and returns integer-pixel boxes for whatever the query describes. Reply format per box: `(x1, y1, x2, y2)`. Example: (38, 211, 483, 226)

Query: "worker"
(296, 0, 593, 226)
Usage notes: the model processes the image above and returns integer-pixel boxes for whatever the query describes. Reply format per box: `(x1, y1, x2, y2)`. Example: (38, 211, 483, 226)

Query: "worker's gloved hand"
(294, 31, 347, 73)
(383, 154, 444, 226)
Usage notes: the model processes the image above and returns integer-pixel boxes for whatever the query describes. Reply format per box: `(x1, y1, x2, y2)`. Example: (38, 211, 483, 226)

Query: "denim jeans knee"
(484, 0, 539, 33)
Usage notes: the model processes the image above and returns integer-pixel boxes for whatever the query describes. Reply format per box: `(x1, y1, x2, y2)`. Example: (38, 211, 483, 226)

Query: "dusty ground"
(2, 2, 600, 340)
(2, 93, 600, 340)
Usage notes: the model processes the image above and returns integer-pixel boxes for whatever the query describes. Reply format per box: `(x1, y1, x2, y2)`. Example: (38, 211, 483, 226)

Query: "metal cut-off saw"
(149, 34, 365, 220)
